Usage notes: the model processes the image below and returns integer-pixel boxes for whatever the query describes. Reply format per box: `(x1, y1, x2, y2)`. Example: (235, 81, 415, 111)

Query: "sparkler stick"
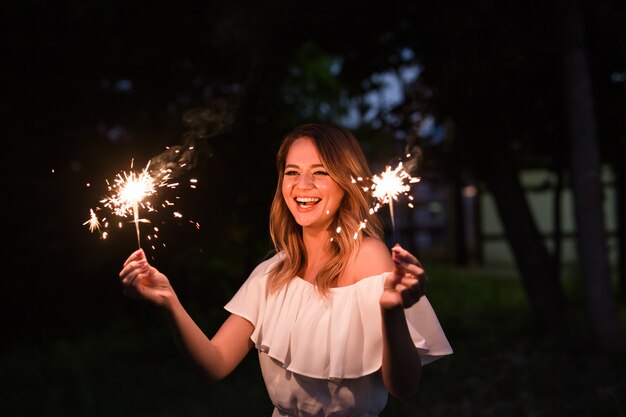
(132, 201, 140, 248)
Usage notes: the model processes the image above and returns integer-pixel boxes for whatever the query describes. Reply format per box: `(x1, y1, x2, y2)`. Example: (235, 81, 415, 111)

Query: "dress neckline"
(293, 273, 387, 292)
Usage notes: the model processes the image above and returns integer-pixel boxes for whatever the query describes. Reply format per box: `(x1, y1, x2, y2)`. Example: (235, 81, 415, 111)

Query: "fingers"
(391, 244, 426, 277)
(394, 274, 427, 307)
(123, 249, 146, 268)
(119, 253, 151, 290)
(395, 274, 427, 293)
(393, 257, 426, 278)
(390, 244, 428, 299)
(391, 244, 421, 267)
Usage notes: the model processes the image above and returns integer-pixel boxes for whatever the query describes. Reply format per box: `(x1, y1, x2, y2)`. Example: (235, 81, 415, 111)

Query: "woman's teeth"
(296, 197, 321, 207)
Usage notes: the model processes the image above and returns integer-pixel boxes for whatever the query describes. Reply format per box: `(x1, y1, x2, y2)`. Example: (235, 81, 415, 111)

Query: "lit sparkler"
(84, 158, 198, 249)
(102, 160, 164, 248)
(369, 161, 420, 232)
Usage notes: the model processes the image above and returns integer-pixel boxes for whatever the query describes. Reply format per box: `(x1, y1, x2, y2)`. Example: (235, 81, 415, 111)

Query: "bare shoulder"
(351, 237, 394, 282)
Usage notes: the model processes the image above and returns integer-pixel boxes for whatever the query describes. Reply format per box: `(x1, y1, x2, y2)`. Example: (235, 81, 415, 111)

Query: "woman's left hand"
(380, 244, 429, 310)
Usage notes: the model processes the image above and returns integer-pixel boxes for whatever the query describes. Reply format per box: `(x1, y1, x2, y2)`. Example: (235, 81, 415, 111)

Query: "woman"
(119, 123, 452, 417)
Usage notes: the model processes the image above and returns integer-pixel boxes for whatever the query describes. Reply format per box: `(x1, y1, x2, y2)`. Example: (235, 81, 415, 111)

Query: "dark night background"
(2, 1, 626, 416)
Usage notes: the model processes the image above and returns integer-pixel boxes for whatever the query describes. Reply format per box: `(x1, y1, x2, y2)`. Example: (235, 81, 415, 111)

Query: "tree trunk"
(559, 0, 626, 351)
(477, 145, 567, 331)
(552, 139, 565, 281)
(452, 164, 468, 266)
(618, 142, 626, 300)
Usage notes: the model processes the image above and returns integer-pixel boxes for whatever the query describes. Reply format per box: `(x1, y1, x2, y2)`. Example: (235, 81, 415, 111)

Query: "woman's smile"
(294, 196, 322, 209)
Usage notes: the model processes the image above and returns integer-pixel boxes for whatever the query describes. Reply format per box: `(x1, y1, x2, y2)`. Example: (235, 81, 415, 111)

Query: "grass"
(2, 265, 625, 417)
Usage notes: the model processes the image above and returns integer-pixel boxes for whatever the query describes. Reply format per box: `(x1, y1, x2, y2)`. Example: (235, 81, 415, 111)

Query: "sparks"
(99, 160, 170, 248)
(370, 161, 420, 231)
(84, 158, 197, 249)
(83, 208, 101, 233)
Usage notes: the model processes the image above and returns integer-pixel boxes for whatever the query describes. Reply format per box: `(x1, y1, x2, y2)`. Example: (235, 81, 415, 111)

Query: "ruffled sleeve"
(403, 296, 454, 365)
(224, 258, 452, 380)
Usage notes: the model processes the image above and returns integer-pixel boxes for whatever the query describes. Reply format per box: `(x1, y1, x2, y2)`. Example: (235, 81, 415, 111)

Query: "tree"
(559, 0, 625, 351)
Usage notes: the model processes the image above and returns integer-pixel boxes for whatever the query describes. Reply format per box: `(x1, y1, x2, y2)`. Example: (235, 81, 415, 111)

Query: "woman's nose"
(296, 173, 314, 188)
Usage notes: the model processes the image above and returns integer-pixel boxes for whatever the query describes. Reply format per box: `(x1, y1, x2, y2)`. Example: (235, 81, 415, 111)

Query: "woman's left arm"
(379, 244, 429, 400)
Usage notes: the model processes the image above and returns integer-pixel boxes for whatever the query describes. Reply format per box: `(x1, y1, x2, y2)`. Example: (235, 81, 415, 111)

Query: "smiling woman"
(118, 122, 452, 417)
(269, 124, 384, 292)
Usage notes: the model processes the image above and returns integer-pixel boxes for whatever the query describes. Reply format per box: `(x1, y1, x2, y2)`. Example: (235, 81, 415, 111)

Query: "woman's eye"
(285, 170, 299, 176)
(313, 171, 329, 176)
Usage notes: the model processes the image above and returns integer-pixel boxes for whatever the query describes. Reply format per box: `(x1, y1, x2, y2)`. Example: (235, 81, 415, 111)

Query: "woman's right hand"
(119, 249, 177, 308)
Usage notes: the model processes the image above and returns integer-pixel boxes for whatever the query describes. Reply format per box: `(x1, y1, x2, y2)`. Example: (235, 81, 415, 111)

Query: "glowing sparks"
(369, 161, 420, 231)
(97, 160, 166, 248)
(83, 209, 101, 233)
(83, 158, 199, 249)
(339, 159, 421, 244)
(104, 164, 157, 212)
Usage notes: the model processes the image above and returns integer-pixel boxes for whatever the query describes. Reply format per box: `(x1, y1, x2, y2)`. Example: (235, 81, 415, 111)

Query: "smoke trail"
(148, 98, 237, 179)
(401, 133, 424, 176)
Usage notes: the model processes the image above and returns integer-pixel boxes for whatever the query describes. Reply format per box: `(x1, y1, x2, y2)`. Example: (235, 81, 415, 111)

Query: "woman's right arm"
(119, 249, 254, 383)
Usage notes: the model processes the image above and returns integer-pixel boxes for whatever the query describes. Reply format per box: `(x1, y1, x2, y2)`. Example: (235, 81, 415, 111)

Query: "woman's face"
(282, 137, 345, 232)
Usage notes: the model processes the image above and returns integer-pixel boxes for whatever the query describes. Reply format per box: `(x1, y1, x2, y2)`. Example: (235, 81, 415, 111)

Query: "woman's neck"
(301, 228, 332, 279)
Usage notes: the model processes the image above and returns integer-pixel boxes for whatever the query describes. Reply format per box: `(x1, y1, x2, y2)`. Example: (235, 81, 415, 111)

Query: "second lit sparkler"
(348, 158, 420, 242)
(370, 161, 420, 231)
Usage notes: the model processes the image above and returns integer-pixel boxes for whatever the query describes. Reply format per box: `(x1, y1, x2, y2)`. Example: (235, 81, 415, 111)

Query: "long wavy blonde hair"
(267, 123, 384, 295)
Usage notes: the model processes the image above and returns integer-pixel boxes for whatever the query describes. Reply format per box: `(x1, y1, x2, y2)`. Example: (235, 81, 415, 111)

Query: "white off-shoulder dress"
(224, 253, 453, 417)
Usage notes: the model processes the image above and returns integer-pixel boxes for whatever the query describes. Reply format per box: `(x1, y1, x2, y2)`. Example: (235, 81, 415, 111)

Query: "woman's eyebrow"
(285, 163, 325, 169)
